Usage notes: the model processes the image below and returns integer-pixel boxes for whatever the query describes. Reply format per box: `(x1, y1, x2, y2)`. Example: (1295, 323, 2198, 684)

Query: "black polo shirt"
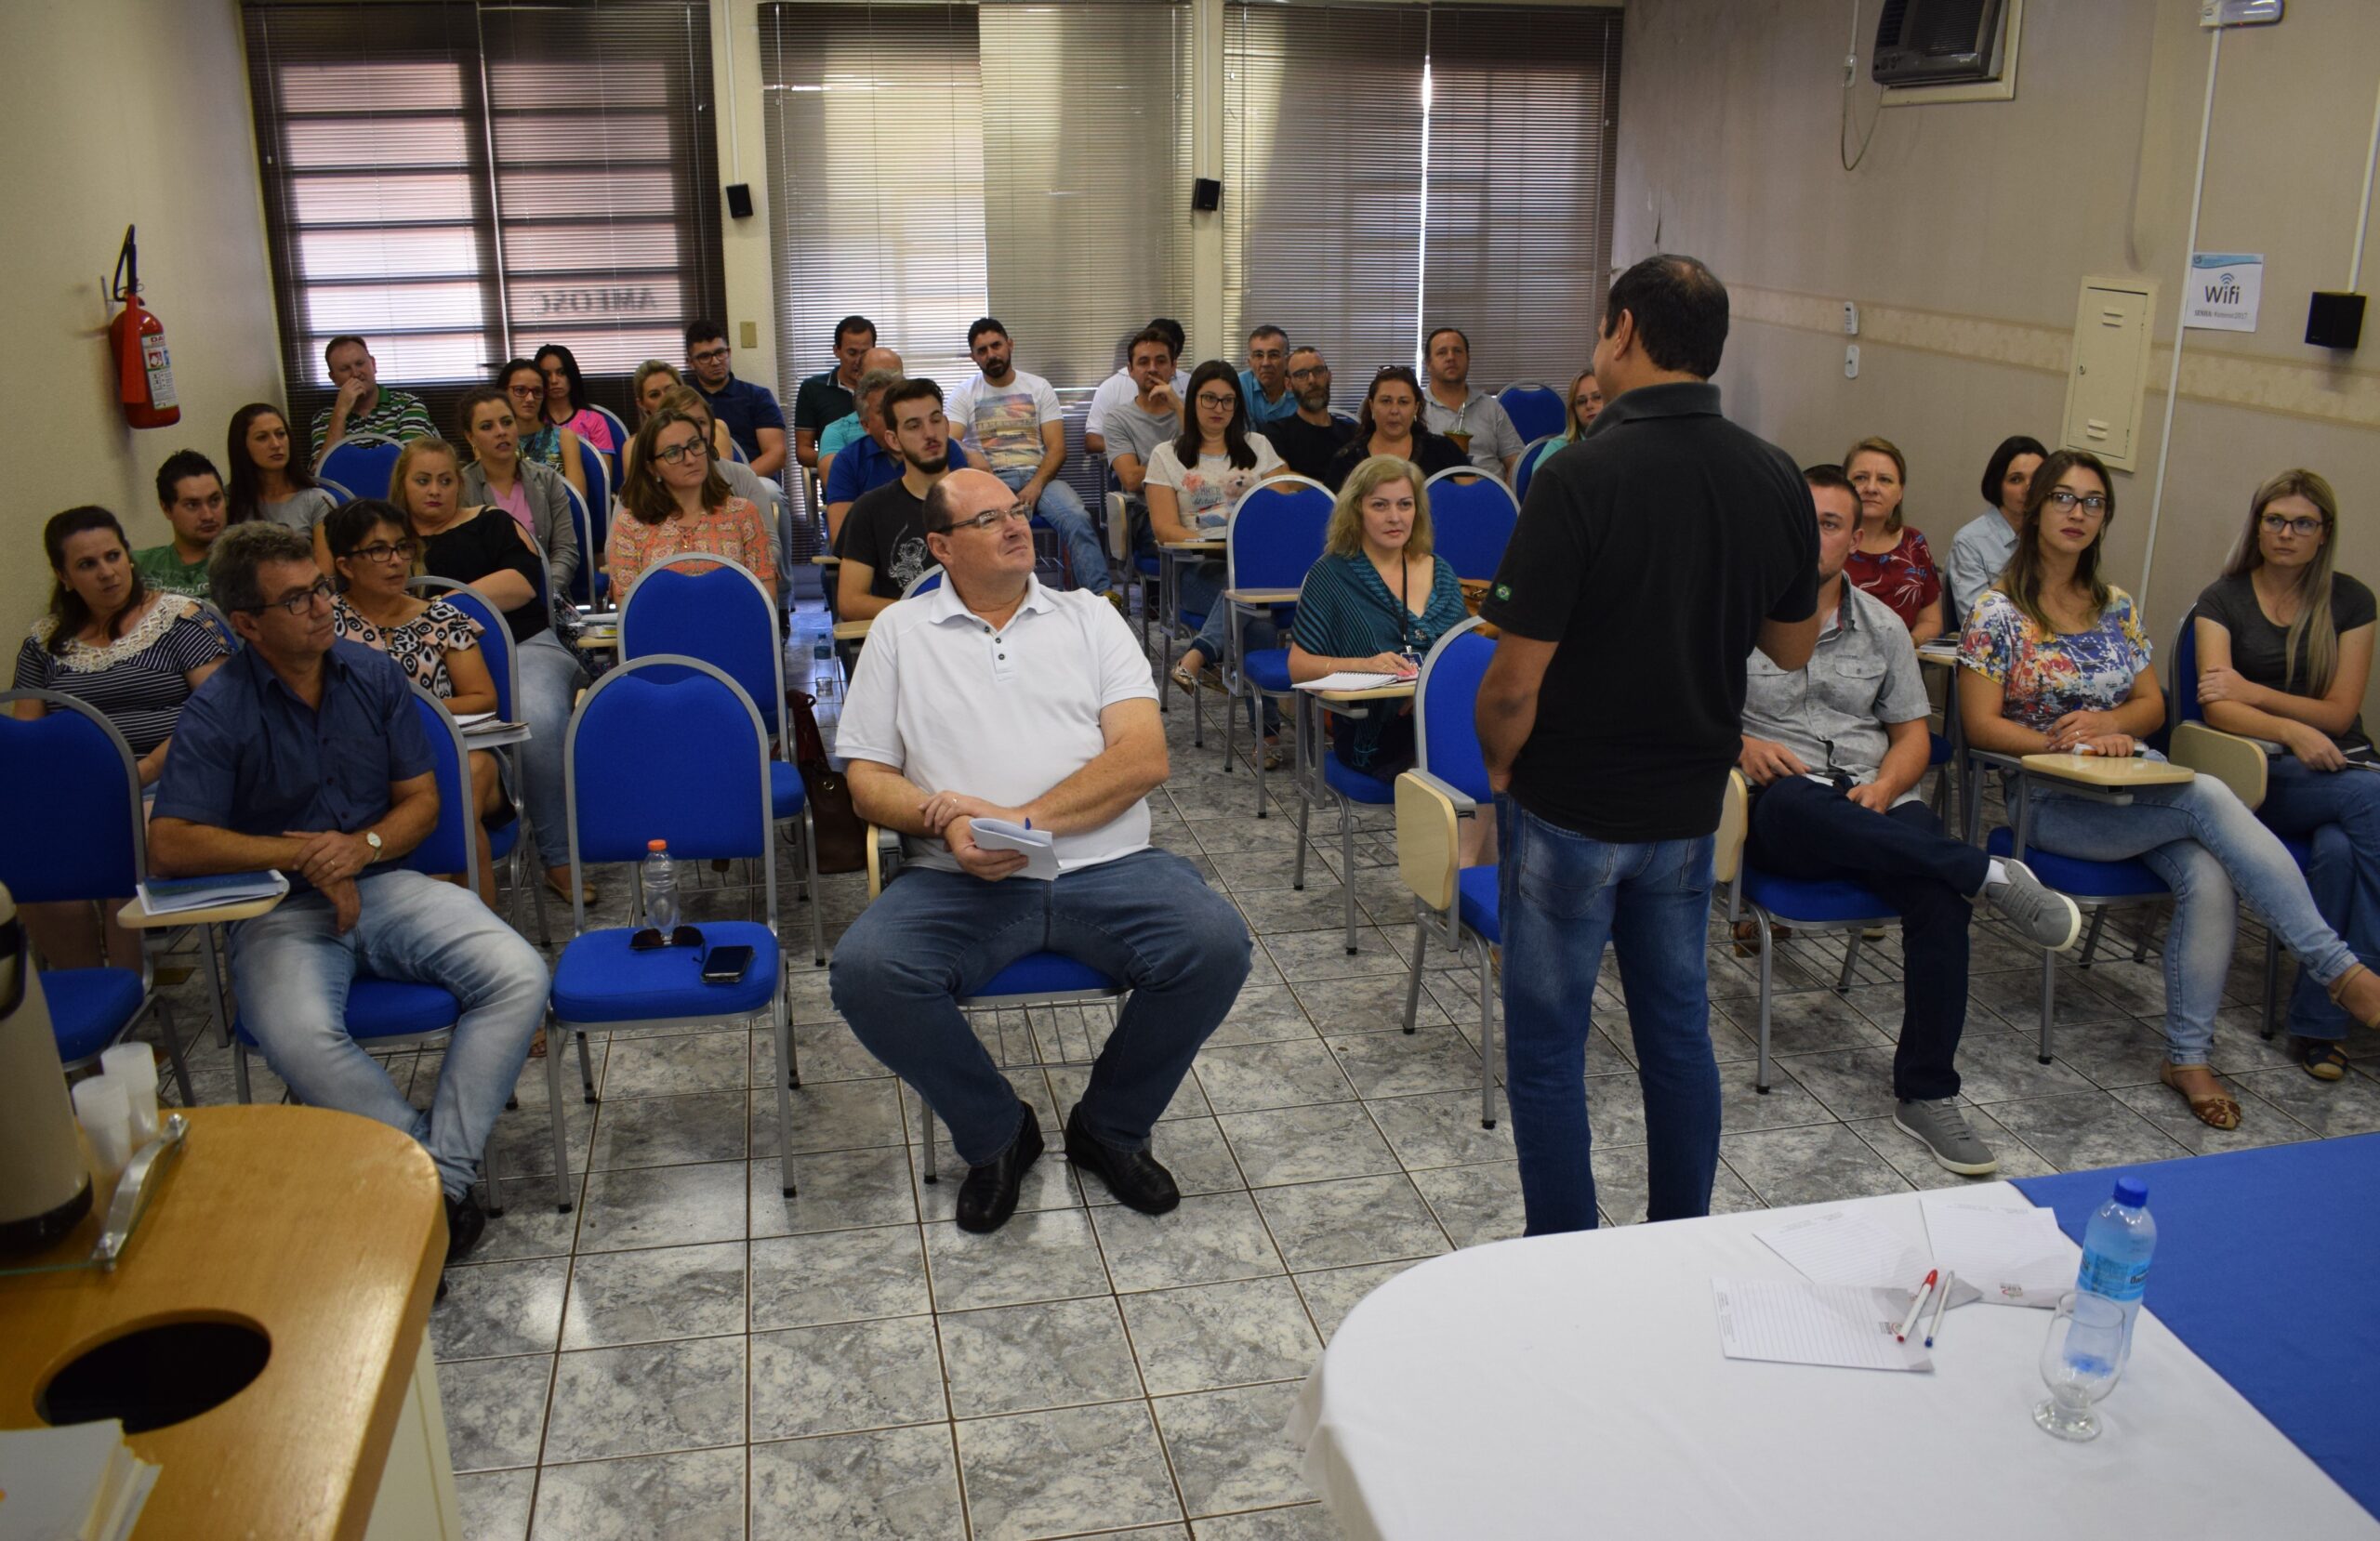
(1480, 380, 1817, 842)
(793, 368, 857, 439)
(1267, 414, 1355, 484)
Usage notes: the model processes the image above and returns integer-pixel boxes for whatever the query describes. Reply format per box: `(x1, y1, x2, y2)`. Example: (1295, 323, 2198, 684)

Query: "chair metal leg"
(921, 1092, 939, 1185)
(1222, 644, 1238, 774)
(203, 924, 232, 1049)
(231, 1038, 253, 1104)
(1754, 910, 1775, 1093)
(2260, 936, 2281, 1041)
(481, 1126, 505, 1218)
(1402, 917, 1427, 1034)
(801, 810, 826, 966)
(575, 1029, 597, 1103)
(2037, 947, 2056, 1065)
(545, 1011, 575, 1213)
(1478, 938, 1499, 1130)
(1341, 797, 1358, 955)
(154, 998, 194, 1108)
(1836, 935, 1860, 992)
(2077, 908, 2108, 968)
(519, 826, 552, 946)
(773, 994, 799, 1197)
(2132, 916, 2153, 965)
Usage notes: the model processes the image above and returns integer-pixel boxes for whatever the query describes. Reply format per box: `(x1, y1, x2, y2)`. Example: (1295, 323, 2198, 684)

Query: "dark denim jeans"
(828, 848, 1250, 1164)
(1498, 797, 1720, 1235)
(2257, 756, 2380, 1038)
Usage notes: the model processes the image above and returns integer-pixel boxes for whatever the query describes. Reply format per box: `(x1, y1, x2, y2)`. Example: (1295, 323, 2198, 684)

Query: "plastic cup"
(73, 1075, 134, 1179)
(100, 1043, 160, 1145)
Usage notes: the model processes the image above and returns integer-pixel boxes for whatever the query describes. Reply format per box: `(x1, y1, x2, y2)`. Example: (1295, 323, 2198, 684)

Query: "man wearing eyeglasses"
(831, 468, 1251, 1233)
(149, 521, 548, 1271)
(1263, 348, 1355, 484)
(1238, 324, 1298, 425)
(837, 378, 962, 623)
(685, 319, 788, 479)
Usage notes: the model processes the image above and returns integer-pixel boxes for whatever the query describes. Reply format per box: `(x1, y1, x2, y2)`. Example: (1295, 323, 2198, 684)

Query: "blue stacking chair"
(1390, 618, 1502, 1126)
(901, 565, 945, 599)
(616, 557, 826, 967)
(316, 476, 355, 506)
(406, 577, 554, 948)
(1495, 382, 1567, 444)
(1103, 464, 1157, 648)
(589, 404, 632, 475)
(563, 480, 609, 611)
(1511, 437, 1558, 505)
(0, 692, 194, 1105)
(321, 439, 403, 504)
(1424, 468, 1520, 584)
(548, 656, 797, 1198)
(1220, 476, 1335, 802)
(1712, 771, 1901, 1094)
(231, 687, 575, 1213)
(574, 436, 612, 526)
(861, 828, 1127, 1185)
(1293, 676, 1407, 956)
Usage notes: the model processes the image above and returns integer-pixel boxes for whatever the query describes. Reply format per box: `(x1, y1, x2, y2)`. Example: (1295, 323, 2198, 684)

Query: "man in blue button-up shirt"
(151, 523, 547, 1261)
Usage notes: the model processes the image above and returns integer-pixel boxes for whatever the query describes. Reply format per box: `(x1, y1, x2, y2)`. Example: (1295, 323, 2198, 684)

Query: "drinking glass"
(2034, 1290, 2124, 1442)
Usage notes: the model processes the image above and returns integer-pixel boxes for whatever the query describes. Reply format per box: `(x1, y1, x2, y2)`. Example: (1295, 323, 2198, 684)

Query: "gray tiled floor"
(135, 626, 2380, 1540)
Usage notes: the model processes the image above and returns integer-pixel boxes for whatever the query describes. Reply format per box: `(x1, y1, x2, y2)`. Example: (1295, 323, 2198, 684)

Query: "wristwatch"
(363, 830, 385, 862)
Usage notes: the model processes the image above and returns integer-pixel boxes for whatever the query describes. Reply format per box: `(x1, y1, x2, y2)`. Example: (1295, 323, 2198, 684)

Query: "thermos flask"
(0, 880, 94, 1254)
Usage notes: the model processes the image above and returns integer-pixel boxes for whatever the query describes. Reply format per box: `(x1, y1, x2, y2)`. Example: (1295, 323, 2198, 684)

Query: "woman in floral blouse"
(1957, 449, 2380, 1131)
(1844, 436, 1945, 643)
(611, 408, 778, 602)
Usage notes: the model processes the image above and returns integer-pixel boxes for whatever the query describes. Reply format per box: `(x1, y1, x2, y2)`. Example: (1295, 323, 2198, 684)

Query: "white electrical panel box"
(2060, 279, 2156, 473)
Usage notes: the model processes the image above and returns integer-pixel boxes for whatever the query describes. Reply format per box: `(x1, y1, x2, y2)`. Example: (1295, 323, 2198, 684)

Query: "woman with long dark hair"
(2193, 468, 2378, 1075)
(1958, 450, 2380, 1129)
(1323, 366, 1467, 491)
(534, 344, 615, 454)
(497, 359, 590, 505)
(612, 407, 777, 602)
(1943, 433, 2046, 626)
(226, 402, 337, 531)
(454, 386, 578, 603)
(12, 506, 228, 966)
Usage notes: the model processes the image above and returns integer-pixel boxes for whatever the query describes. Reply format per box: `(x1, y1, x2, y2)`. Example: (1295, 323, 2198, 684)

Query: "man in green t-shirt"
(131, 450, 227, 600)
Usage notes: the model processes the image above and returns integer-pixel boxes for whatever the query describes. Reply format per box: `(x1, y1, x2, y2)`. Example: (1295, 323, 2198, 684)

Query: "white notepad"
(1922, 1196, 2076, 1308)
(967, 818, 1061, 881)
(1753, 1208, 1927, 1288)
(1712, 1277, 1934, 1373)
(1293, 671, 1411, 692)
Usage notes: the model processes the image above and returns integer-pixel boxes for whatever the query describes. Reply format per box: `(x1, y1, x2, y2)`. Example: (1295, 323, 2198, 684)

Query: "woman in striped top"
(1288, 455, 1468, 779)
(12, 506, 229, 968)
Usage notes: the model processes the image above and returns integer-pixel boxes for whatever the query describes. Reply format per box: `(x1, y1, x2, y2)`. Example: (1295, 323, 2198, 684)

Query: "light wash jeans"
(2025, 772, 2359, 1064)
(229, 870, 549, 1196)
(516, 627, 589, 868)
(992, 466, 1110, 592)
(1498, 798, 1721, 1235)
(2255, 756, 2380, 1038)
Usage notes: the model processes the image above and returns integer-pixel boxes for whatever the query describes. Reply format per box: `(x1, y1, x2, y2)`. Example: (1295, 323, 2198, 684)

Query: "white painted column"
(1190, 0, 1226, 363)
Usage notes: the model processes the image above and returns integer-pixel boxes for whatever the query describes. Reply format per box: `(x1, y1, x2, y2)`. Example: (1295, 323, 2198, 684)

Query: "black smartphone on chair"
(700, 944, 756, 984)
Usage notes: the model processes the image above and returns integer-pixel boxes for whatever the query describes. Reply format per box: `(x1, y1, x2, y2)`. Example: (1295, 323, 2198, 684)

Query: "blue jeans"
(1498, 798, 1721, 1235)
(229, 871, 549, 1197)
(992, 466, 1110, 592)
(2256, 757, 2380, 1038)
(2025, 773, 2359, 1064)
(828, 848, 1250, 1164)
(516, 628, 589, 868)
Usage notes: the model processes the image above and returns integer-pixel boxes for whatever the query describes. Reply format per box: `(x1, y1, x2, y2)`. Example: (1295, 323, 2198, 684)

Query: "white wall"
(0, 0, 285, 631)
(1617, 0, 2380, 720)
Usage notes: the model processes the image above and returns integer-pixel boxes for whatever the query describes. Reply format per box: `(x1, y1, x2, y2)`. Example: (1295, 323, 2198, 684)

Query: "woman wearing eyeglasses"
(2192, 469, 2378, 1077)
(388, 436, 590, 902)
(456, 388, 579, 605)
(497, 359, 589, 507)
(611, 408, 778, 603)
(1521, 368, 1606, 485)
(324, 498, 507, 908)
(1958, 450, 2380, 1130)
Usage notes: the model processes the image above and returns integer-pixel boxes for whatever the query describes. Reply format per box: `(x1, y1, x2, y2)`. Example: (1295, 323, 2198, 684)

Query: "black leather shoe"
(956, 1102, 1044, 1234)
(1064, 1105, 1179, 1215)
(445, 1189, 487, 1264)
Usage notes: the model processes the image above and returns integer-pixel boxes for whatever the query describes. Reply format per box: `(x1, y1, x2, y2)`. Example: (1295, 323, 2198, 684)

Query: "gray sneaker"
(1893, 1098, 1999, 1177)
(1986, 859, 2082, 953)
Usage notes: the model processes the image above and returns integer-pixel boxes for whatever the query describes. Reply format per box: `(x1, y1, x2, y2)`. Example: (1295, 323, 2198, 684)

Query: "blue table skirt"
(2016, 1134, 2380, 1520)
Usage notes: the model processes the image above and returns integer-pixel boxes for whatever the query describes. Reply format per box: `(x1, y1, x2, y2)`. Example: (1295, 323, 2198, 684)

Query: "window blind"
(243, 1, 724, 420)
(1223, 3, 1427, 403)
(1418, 6, 1622, 389)
(759, 3, 987, 395)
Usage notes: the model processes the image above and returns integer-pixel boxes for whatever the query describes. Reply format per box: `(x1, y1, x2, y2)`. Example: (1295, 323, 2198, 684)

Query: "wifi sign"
(2185, 252, 2263, 334)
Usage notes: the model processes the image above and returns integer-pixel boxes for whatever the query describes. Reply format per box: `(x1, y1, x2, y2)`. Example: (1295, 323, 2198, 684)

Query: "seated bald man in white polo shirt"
(829, 468, 1253, 1233)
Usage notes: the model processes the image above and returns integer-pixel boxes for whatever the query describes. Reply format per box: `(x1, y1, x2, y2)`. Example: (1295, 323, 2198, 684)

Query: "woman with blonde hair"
(1959, 449, 2380, 1129)
(1288, 454, 1468, 777)
(611, 407, 777, 602)
(632, 359, 684, 424)
(1521, 367, 1605, 483)
(2193, 468, 2378, 1075)
(1844, 435, 1946, 643)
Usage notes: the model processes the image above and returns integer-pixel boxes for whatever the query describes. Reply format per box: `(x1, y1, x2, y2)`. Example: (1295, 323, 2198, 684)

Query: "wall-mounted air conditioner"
(1871, 0, 2008, 88)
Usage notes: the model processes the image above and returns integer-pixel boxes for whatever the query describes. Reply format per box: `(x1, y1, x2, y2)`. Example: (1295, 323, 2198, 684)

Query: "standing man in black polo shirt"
(1476, 255, 1820, 1236)
(793, 315, 877, 474)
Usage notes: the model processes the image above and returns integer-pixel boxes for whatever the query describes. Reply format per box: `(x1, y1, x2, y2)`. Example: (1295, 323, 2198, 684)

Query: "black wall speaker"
(1192, 178, 1222, 213)
(2306, 291, 2364, 350)
(725, 183, 754, 219)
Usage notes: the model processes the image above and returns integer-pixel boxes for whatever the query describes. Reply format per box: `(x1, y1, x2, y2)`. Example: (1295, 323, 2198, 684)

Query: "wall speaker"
(2306, 291, 2364, 350)
(725, 183, 754, 219)
(1192, 178, 1222, 213)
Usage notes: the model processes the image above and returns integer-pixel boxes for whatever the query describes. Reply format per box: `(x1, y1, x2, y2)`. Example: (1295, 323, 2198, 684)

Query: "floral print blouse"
(607, 495, 776, 596)
(1845, 527, 1943, 630)
(333, 598, 484, 699)
(1958, 586, 2153, 732)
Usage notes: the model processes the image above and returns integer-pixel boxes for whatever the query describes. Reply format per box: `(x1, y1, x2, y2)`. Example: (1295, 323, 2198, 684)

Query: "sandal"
(1731, 918, 1792, 956)
(1170, 662, 1218, 695)
(2159, 1062, 2241, 1131)
(2327, 962, 2380, 1029)
(528, 1028, 549, 1060)
(1262, 738, 1288, 771)
(545, 873, 597, 904)
(2292, 1036, 2348, 1082)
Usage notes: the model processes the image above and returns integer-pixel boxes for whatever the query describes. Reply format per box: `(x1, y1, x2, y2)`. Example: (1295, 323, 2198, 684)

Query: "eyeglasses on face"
(690, 346, 731, 364)
(2260, 513, 2322, 537)
(250, 577, 337, 616)
(2045, 490, 2109, 514)
(935, 504, 1034, 535)
(655, 439, 711, 465)
(1194, 393, 1238, 410)
(629, 924, 705, 952)
(351, 540, 418, 565)
(1288, 364, 1329, 380)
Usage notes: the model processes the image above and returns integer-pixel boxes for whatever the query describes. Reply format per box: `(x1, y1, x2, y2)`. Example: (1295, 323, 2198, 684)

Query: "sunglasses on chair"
(629, 925, 706, 952)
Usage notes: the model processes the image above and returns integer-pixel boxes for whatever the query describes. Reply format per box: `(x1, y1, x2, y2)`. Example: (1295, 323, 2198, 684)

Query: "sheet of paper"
(967, 818, 1061, 881)
(1293, 671, 1409, 692)
(1712, 1278, 1933, 1373)
(1923, 1196, 2076, 1308)
(135, 870, 289, 915)
(1752, 1208, 1927, 1288)
(452, 709, 496, 727)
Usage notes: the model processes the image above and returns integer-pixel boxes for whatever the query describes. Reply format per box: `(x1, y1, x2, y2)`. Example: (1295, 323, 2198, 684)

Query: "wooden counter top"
(0, 1106, 446, 1540)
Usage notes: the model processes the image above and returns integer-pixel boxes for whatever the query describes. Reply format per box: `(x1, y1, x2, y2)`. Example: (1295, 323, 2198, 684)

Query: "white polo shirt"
(837, 575, 1160, 874)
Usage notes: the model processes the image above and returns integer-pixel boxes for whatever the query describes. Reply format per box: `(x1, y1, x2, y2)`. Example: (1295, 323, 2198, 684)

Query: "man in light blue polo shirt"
(1238, 323, 1298, 425)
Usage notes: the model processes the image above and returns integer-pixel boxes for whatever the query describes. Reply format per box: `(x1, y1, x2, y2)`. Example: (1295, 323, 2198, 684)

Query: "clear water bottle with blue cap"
(2069, 1176, 2155, 1373)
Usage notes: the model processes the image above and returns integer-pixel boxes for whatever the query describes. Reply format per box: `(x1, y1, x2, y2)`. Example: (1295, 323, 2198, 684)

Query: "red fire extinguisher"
(108, 226, 180, 429)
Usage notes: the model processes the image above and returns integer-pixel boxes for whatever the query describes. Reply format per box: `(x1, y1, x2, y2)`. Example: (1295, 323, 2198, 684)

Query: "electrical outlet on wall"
(1843, 302, 1860, 336)
(739, 322, 758, 349)
(1844, 345, 1860, 379)
(2201, 0, 2281, 27)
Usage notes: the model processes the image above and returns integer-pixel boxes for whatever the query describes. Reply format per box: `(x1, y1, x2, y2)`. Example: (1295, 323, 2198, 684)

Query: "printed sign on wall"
(2185, 253, 2263, 333)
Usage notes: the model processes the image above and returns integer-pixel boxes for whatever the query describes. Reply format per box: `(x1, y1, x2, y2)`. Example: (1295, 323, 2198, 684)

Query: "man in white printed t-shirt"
(948, 317, 1115, 602)
(829, 468, 1251, 1234)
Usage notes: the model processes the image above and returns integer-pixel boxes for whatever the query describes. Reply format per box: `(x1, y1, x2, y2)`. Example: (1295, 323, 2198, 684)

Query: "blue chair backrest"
(322, 441, 403, 503)
(1497, 383, 1566, 444)
(398, 688, 476, 884)
(1512, 437, 1556, 506)
(618, 558, 784, 740)
(1224, 478, 1334, 591)
(0, 693, 142, 903)
(317, 476, 355, 506)
(2153, 610, 2204, 757)
(565, 657, 771, 865)
(727, 435, 750, 465)
(903, 566, 945, 599)
(1413, 619, 1497, 805)
(575, 438, 611, 525)
(411, 580, 518, 724)
(562, 480, 601, 607)
(1427, 471, 1519, 582)
(590, 405, 631, 463)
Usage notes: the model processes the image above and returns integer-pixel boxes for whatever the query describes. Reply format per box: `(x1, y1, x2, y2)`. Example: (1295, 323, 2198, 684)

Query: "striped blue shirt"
(1292, 552, 1469, 770)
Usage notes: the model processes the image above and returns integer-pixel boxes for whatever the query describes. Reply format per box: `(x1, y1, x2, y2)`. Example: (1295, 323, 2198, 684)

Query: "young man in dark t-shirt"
(1265, 348, 1355, 483)
(1476, 254, 1821, 1237)
(837, 377, 957, 620)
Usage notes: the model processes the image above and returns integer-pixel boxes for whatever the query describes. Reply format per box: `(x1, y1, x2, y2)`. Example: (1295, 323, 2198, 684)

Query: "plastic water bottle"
(2068, 1177, 2155, 1374)
(641, 839, 678, 934)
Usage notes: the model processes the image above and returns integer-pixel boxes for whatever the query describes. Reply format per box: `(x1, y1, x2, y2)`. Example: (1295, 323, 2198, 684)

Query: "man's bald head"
(924, 468, 1012, 533)
(860, 346, 903, 377)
